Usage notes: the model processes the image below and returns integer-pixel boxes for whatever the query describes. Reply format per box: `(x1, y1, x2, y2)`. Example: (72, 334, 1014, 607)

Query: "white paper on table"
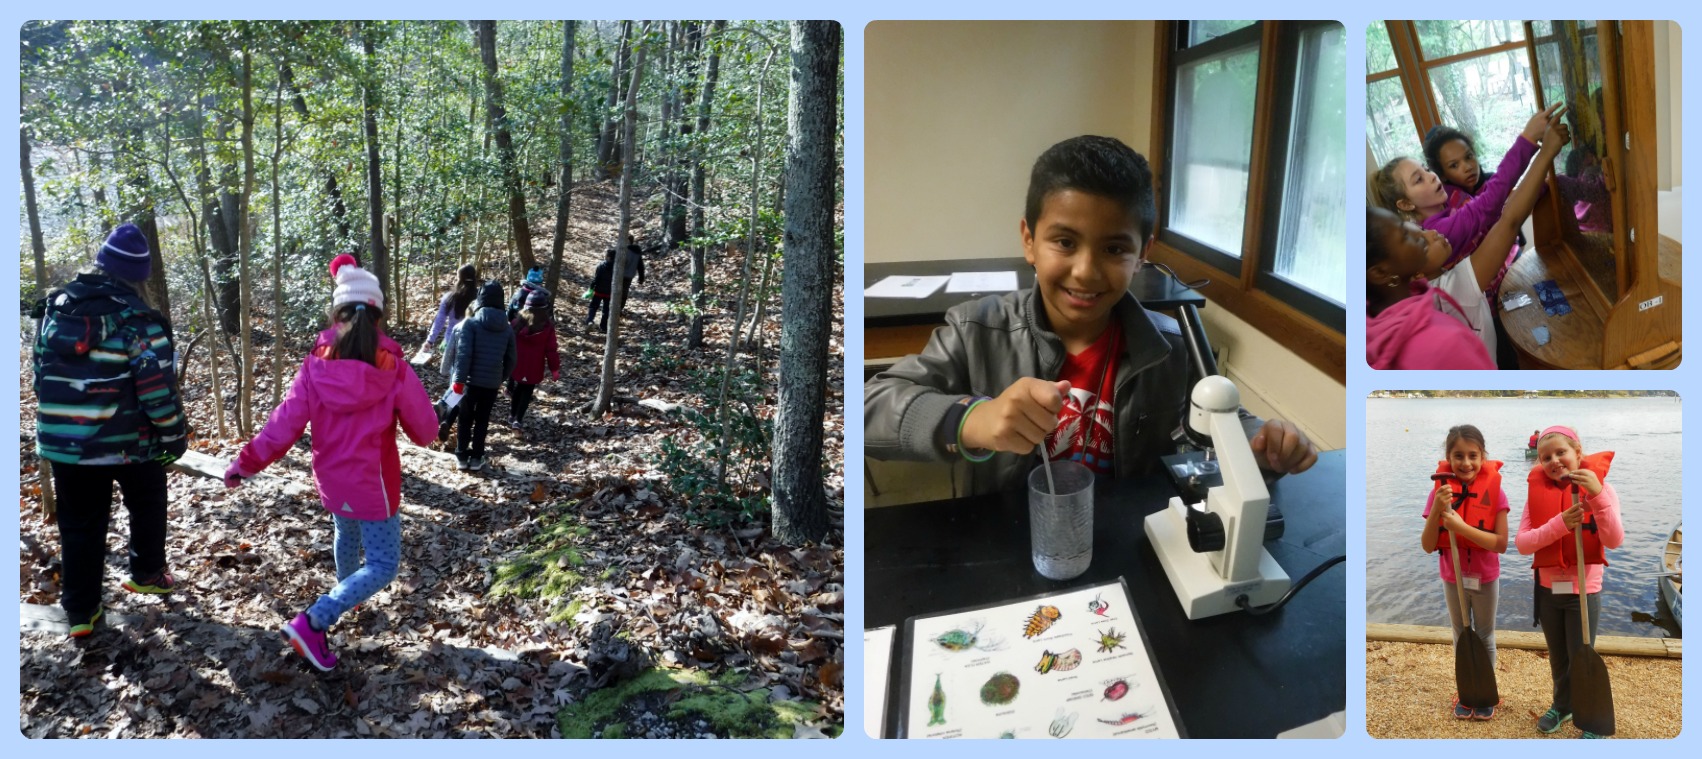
(864, 626, 897, 738)
(409, 349, 433, 365)
(904, 580, 1179, 739)
(945, 270, 1018, 293)
(864, 275, 950, 299)
(441, 387, 465, 410)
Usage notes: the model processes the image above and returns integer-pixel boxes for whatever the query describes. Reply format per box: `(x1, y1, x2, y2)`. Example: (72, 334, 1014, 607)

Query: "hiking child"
(224, 256, 437, 671)
(423, 263, 479, 356)
(587, 249, 615, 331)
(452, 281, 517, 471)
(32, 223, 188, 638)
(508, 264, 552, 321)
(617, 243, 646, 315)
(508, 288, 562, 429)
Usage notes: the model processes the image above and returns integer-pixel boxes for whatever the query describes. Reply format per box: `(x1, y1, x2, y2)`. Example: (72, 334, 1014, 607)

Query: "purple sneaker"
(281, 613, 338, 672)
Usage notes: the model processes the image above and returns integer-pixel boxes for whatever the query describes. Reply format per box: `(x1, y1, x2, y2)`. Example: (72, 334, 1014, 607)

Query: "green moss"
(555, 667, 835, 739)
(490, 507, 591, 617)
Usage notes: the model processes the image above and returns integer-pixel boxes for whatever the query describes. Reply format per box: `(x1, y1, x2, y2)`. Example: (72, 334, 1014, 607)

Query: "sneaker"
(123, 570, 176, 595)
(455, 453, 471, 471)
(469, 456, 487, 471)
(67, 605, 103, 639)
(1579, 731, 1606, 739)
(1537, 708, 1572, 734)
(508, 418, 522, 430)
(1472, 702, 1498, 721)
(1451, 696, 1472, 720)
(281, 613, 337, 672)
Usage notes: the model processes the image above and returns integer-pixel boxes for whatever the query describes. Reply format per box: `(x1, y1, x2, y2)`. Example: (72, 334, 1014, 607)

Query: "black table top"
(865, 258, 1207, 328)
(866, 449, 1346, 738)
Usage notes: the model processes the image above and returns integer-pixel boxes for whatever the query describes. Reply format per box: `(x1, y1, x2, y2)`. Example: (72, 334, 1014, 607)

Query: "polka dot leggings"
(307, 513, 402, 630)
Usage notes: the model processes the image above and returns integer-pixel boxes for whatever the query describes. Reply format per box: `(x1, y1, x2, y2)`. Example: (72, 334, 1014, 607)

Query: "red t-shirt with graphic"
(1045, 323, 1120, 475)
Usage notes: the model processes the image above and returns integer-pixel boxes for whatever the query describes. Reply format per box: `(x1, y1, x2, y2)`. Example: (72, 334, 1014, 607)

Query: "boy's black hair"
(1023, 135, 1156, 242)
(1422, 125, 1476, 178)
(605, 248, 616, 259)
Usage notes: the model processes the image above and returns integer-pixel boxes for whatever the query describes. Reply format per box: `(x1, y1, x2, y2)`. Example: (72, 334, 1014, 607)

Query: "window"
(1151, 21, 1347, 381)
(1365, 21, 1546, 168)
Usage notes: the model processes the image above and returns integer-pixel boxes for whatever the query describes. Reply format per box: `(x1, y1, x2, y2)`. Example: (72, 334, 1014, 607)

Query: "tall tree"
(22, 126, 49, 292)
(687, 21, 725, 348)
(236, 28, 258, 435)
(592, 23, 650, 417)
(770, 21, 839, 544)
(545, 20, 577, 295)
(362, 23, 390, 300)
(279, 61, 352, 246)
(476, 20, 536, 272)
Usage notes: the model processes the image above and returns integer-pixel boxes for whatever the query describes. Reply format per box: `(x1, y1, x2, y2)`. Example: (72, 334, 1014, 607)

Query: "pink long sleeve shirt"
(1515, 481, 1625, 593)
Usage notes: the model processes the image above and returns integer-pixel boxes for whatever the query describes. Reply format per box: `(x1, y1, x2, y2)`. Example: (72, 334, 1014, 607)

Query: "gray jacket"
(865, 288, 1261, 495)
(453, 306, 517, 389)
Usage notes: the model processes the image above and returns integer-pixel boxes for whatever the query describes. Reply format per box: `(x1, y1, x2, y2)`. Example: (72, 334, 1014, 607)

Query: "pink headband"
(1539, 425, 1580, 445)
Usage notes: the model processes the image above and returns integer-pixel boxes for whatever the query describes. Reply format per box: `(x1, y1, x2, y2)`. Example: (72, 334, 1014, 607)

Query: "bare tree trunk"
(476, 20, 536, 272)
(771, 21, 840, 544)
(687, 21, 724, 348)
(90, 150, 112, 236)
(592, 24, 650, 417)
(271, 59, 287, 413)
(237, 32, 257, 436)
(546, 20, 577, 296)
(715, 44, 778, 484)
(362, 24, 390, 301)
(22, 126, 48, 292)
(198, 258, 230, 439)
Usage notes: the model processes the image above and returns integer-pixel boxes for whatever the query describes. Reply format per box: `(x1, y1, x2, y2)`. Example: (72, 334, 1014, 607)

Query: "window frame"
(1148, 20, 1346, 383)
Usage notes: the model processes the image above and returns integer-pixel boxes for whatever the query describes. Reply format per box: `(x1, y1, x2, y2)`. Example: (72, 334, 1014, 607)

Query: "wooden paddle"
(1570, 483, 1615, 735)
(1432, 473, 1498, 709)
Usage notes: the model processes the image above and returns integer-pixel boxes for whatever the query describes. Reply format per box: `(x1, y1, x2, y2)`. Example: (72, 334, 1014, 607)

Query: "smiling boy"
(866, 136, 1316, 494)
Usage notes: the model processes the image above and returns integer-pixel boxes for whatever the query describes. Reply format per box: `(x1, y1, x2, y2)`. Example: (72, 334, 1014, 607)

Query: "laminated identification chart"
(900, 580, 1180, 739)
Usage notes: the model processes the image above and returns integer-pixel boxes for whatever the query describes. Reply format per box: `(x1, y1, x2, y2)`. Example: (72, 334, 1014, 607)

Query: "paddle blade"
(1572, 647, 1616, 735)
(1454, 632, 1499, 708)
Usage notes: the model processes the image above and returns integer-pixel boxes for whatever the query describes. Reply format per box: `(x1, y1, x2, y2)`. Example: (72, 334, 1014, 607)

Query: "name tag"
(1462, 576, 1481, 592)
(1552, 581, 1577, 595)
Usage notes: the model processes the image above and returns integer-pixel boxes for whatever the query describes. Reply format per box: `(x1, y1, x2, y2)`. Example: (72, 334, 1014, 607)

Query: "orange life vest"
(1525, 451, 1614, 570)
(1428, 460, 1503, 552)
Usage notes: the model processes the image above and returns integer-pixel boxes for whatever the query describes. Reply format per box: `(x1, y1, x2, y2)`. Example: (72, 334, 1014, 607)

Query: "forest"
(19, 20, 845, 738)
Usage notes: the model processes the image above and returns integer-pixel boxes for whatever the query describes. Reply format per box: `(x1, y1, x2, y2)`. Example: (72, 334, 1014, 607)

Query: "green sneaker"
(68, 605, 103, 639)
(1537, 708, 1572, 734)
(122, 570, 176, 595)
(1579, 731, 1606, 739)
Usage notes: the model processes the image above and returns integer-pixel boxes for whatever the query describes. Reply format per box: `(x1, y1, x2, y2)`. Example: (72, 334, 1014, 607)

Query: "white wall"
(865, 21, 1153, 263)
(1656, 21, 1682, 190)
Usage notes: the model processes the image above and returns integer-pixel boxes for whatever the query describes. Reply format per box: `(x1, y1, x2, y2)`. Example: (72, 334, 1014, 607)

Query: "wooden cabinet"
(1503, 21, 1680, 368)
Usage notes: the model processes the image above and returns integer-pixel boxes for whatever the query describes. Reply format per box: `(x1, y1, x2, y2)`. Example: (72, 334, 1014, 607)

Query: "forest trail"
(18, 179, 847, 738)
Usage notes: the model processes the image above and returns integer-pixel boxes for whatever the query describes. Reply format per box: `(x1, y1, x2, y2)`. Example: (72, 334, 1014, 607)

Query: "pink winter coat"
(236, 331, 437, 520)
(1366, 280, 1495, 370)
(510, 320, 561, 385)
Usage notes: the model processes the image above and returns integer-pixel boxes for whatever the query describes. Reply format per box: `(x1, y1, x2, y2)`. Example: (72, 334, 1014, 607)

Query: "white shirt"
(1430, 265, 1496, 362)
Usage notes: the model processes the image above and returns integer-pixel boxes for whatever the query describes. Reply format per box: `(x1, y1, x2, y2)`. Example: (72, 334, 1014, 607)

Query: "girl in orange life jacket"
(1419, 424, 1510, 720)
(1515, 425, 1625, 737)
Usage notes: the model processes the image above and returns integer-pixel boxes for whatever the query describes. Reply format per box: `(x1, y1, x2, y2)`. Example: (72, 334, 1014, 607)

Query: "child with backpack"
(452, 282, 517, 470)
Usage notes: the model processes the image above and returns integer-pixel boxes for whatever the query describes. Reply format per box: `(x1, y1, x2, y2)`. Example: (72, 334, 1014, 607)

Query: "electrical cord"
(1150, 260, 1211, 290)
(1234, 554, 1346, 615)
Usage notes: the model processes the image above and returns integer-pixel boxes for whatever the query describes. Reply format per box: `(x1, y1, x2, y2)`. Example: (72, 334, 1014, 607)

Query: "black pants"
(456, 385, 500, 458)
(53, 460, 170, 617)
(587, 294, 609, 330)
(1535, 583, 1602, 713)
(508, 380, 538, 421)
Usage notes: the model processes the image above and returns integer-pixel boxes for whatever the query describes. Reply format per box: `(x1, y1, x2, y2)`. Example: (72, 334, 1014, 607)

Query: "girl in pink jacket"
(225, 256, 437, 672)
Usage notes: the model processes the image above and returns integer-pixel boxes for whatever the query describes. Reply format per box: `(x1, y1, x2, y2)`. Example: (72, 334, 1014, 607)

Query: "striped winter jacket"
(32, 273, 186, 465)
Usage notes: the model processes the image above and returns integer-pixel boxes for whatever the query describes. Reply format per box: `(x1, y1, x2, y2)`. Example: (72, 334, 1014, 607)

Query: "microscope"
(1144, 375, 1291, 620)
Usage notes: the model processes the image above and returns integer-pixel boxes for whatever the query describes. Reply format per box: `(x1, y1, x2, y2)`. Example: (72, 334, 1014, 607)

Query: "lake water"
(1365, 397, 1681, 638)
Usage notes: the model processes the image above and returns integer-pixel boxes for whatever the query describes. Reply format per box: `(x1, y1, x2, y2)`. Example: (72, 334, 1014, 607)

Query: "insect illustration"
(1102, 678, 1130, 701)
(932, 620, 1003, 652)
(1097, 709, 1153, 726)
(1095, 627, 1127, 653)
(928, 674, 946, 726)
(979, 672, 1021, 705)
(1033, 648, 1082, 674)
(1022, 605, 1062, 639)
(1049, 710, 1078, 738)
(1087, 594, 1109, 616)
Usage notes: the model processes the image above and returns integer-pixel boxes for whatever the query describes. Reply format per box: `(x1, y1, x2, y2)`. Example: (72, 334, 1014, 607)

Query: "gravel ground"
(1365, 641, 1680, 738)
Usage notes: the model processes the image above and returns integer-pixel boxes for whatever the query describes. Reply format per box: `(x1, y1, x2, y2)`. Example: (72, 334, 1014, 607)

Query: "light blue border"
(4, 0, 1698, 753)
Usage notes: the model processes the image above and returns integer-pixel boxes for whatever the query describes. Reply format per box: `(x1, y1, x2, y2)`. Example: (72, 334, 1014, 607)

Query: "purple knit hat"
(96, 223, 152, 282)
